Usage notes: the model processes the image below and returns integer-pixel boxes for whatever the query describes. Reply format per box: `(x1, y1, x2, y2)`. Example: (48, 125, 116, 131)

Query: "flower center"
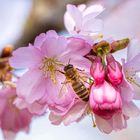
(40, 57, 63, 84)
(125, 69, 140, 88)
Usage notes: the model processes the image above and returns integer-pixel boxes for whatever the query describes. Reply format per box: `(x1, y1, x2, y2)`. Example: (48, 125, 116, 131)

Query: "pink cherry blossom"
(0, 87, 33, 140)
(122, 39, 140, 99)
(89, 53, 140, 133)
(89, 80, 140, 133)
(10, 30, 92, 114)
(89, 81, 122, 119)
(64, 4, 104, 36)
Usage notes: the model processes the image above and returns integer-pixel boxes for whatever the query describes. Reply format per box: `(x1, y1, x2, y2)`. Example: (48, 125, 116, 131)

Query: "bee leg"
(76, 68, 85, 72)
(55, 70, 65, 75)
(61, 80, 70, 84)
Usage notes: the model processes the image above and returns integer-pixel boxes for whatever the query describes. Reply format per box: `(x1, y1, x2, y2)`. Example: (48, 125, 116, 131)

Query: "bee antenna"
(68, 58, 71, 65)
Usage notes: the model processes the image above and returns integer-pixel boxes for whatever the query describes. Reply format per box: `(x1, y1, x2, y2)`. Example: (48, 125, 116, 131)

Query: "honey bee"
(63, 64, 90, 102)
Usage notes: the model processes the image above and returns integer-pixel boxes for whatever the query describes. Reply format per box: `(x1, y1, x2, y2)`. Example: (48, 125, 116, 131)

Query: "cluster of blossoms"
(0, 3, 140, 139)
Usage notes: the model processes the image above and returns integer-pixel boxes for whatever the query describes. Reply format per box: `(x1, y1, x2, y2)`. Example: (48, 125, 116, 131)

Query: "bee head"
(64, 64, 73, 72)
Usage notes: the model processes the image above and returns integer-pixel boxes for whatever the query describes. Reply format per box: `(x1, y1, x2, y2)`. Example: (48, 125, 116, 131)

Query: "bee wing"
(59, 79, 71, 98)
(75, 68, 94, 85)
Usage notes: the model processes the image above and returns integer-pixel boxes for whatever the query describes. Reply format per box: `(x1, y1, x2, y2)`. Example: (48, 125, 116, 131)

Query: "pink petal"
(49, 101, 87, 126)
(95, 114, 112, 134)
(49, 112, 63, 125)
(127, 39, 140, 61)
(10, 47, 42, 69)
(64, 12, 75, 33)
(112, 112, 127, 130)
(3, 131, 16, 140)
(120, 79, 134, 101)
(122, 101, 140, 117)
(17, 69, 46, 104)
(69, 55, 91, 72)
(66, 4, 82, 29)
(63, 101, 87, 125)
(83, 5, 104, 17)
(41, 36, 67, 57)
(78, 4, 86, 12)
(34, 33, 46, 48)
(133, 84, 140, 100)
(67, 37, 92, 56)
(125, 53, 140, 72)
(91, 84, 104, 104)
(46, 30, 58, 38)
(82, 18, 103, 34)
(14, 98, 47, 115)
(34, 30, 58, 48)
(103, 82, 117, 103)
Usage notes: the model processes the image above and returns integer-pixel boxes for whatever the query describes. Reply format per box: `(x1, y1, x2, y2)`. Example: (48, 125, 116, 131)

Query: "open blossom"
(89, 54, 140, 133)
(0, 87, 33, 140)
(10, 30, 92, 115)
(48, 51, 140, 134)
(122, 39, 140, 100)
(90, 81, 122, 119)
(64, 4, 104, 36)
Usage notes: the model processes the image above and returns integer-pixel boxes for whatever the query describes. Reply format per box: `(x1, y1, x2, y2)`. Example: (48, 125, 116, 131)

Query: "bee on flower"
(7, 3, 140, 137)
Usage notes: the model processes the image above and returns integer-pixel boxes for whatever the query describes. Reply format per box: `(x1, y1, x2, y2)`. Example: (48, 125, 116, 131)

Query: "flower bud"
(89, 81, 122, 119)
(90, 57, 105, 85)
(106, 54, 123, 85)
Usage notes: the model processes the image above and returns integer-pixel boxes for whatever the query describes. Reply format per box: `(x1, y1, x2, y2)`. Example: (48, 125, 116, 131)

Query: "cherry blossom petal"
(112, 112, 127, 130)
(34, 33, 46, 48)
(125, 53, 140, 72)
(120, 79, 134, 101)
(95, 115, 112, 134)
(16, 69, 47, 104)
(66, 4, 82, 29)
(122, 101, 140, 117)
(14, 98, 47, 115)
(83, 5, 104, 17)
(64, 12, 75, 33)
(49, 112, 63, 125)
(49, 101, 87, 125)
(78, 4, 86, 12)
(46, 30, 58, 38)
(9, 47, 42, 69)
(41, 36, 67, 57)
(82, 19, 103, 34)
(70, 56, 91, 72)
(63, 101, 87, 125)
(67, 37, 92, 56)
(127, 39, 140, 61)
(133, 84, 140, 100)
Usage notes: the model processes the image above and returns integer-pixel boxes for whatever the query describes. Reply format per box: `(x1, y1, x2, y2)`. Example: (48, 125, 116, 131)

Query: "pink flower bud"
(90, 57, 105, 85)
(89, 81, 122, 119)
(106, 54, 123, 85)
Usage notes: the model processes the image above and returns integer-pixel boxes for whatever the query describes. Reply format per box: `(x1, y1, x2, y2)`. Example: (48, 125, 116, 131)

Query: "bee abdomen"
(72, 82, 89, 102)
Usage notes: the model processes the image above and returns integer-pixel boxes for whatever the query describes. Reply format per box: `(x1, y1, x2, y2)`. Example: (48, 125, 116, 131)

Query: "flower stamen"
(40, 57, 64, 84)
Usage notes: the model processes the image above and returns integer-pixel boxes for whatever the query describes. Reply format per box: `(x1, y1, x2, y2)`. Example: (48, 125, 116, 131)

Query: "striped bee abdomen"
(72, 81, 89, 102)
(64, 64, 89, 102)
